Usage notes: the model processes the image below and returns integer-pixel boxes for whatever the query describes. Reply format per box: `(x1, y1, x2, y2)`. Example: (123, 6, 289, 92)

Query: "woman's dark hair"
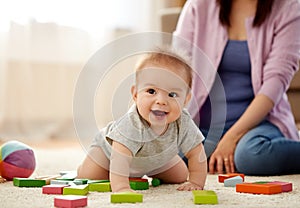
(217, 0, 274, 27)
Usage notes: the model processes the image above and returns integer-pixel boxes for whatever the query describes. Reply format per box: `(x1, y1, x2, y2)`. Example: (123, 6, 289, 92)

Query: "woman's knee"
(234, 145, 254, 174)
(234, 135, 272, 175)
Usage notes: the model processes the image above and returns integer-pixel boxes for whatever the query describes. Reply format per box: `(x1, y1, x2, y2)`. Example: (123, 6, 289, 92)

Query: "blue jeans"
(202, 121, 300, 175)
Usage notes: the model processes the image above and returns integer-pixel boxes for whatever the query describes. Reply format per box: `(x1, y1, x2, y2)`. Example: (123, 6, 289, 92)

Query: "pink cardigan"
(174, 0, 300, 141)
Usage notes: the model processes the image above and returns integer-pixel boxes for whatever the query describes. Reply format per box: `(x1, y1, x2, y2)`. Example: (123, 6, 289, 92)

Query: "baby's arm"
(110, 141, 133, 192)
(177, 143, 207, 191)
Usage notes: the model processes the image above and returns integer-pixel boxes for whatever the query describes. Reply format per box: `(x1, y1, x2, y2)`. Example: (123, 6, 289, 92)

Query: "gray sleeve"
(90, 105, 145, 156)
(106, 124, 144, 156)
(105, 106, 144, 156)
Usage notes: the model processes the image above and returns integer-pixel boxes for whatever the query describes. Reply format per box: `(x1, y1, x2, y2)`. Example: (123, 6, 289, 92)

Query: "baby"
(77, 46, 207, 192)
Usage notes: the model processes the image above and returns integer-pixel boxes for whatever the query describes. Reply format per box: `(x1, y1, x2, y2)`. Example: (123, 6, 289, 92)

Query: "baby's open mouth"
(151, 110, 168, 117)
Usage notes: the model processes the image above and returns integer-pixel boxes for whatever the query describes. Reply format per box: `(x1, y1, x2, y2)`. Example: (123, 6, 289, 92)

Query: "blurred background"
(0, 0, 186, 142)
(1, 0, 298, 144)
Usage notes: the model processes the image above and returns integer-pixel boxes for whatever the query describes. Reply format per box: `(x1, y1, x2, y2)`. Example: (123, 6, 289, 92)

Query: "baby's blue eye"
(169, 92, 178, 98)
(147, 88, 156, 94)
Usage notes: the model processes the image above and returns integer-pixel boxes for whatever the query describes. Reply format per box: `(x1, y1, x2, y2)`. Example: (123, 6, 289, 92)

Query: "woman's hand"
(208, 95, 274, 174)
(208, 132, 238, 174)
(208, 94, 275, 174)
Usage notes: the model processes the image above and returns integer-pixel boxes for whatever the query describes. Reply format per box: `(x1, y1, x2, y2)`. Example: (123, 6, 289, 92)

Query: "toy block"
(63, 184, 89, 196)
(218, 173, 245, 183)
(56, 171, 77, 181)
(253, 181, 270, 184)
(59, 170, 75, 176)
(42, 184, 70, 194)
(224, 176, 243, 187)
(236, 183, 282, 194)
(51, 179, 72, 185)
(13, 178, 46, 187)
(129, 178, 148, 182)
(73, 179, 88, 185)
(111, 192, 143, 203)
(87, 179, 110, 184)
(89, 182, 111, 192)
(54, 195, 87, 208)
(56, 178, 75, 181)
(151, 178, 161, 187)
(192, 190, 218, 205)
(60, 171, 77, 178)
(129, 181, 149, 190)
(35, 175, 60, 185)
(268, 181, 293, 192)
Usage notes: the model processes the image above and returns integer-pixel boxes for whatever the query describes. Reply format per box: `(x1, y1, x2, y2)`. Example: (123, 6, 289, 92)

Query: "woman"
(174, 0, 300, 175)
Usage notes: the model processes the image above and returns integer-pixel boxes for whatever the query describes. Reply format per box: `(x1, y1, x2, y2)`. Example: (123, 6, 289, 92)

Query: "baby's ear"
(131, 85, 137, 102)
(184, 92, 192, 106)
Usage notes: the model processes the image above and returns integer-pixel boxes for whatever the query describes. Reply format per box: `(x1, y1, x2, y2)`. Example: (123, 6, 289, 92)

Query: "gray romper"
(90, 104, 204, 177)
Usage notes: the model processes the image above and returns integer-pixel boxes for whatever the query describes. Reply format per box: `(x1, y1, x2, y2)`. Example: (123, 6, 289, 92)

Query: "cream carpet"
(0, 139, 299, 208)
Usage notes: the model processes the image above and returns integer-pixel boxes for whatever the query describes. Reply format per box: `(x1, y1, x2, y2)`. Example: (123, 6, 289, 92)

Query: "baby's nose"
(155, 93, 167, 105)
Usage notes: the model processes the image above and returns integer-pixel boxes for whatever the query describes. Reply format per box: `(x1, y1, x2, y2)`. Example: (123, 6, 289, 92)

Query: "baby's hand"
(177, 181, 203, 191)
(0, 176, 6, 183)
(116, 188, 136, 193)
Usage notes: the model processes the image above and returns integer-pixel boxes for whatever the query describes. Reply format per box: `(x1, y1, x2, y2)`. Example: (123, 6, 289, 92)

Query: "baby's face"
(132, 63, 191, 133)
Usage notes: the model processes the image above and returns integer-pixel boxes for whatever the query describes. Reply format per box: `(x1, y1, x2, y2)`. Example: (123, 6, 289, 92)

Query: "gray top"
(91, 104, 204, 175)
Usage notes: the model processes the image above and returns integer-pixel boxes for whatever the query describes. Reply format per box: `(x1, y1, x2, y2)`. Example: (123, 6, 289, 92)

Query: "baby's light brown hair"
(134, 46, 193, 88)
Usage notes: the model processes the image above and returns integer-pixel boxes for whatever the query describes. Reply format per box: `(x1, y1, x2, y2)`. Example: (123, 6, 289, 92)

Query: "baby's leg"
(77, 146, 109, 180)
(150, 155, 188, 184)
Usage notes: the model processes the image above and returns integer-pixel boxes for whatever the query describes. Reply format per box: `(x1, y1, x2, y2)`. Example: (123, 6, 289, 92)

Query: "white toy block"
(224, 176, 243, 187)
